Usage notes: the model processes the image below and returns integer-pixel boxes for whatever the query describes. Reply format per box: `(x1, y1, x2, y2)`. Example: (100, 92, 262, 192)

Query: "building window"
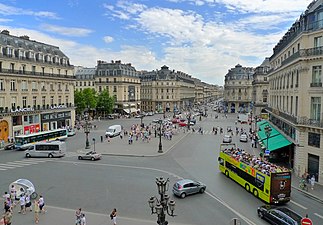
(295, 96, 298, 116)
(50, 96, 54, 106)
(113, 86, 117, 92)
(21, 80, 28, 91)
(114, 78, 117, 83)
(311, 97, 321, 121)
(312, 66, 322, 85)
(32, 66, 36, 75)
(58, 96, 62, 105)
(11, 97, 16, 109)
(308, 132, 320, 148)
(22, 96, 27, 108)
(314, 36, 323, 47)
(33, 96, 37, 107)
(66, 96, 69, 105)
(32, 82, 37, 91)
(50, 83, 54, 91)
(0, 79, 3, 90)
(42, 96, 46, 106)
(10, 80, 16, 91)
(10, 63, 14, 72)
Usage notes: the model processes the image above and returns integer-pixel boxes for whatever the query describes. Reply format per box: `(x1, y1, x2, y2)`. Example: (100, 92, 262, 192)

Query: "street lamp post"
(264, 125, 272, 157)
(84, 114, 90, 149)
(148, 177, 175, 225)
(92, 138, 96, 152)
(250, 111, 253, 132)
(158, 119, 163, 153)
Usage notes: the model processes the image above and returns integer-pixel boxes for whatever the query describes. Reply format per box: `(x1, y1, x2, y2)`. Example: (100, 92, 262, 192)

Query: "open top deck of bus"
(220, 143, 290, 176)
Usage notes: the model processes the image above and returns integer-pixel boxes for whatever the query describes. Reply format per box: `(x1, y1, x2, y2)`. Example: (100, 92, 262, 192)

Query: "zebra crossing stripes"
(0, 158, 55, 171)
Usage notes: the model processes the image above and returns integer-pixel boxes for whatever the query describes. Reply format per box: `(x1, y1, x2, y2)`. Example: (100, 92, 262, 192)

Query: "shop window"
(308, 132, 320, 148)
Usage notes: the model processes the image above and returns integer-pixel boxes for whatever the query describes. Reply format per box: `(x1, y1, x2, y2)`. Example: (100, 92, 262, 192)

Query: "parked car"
(257, 205, 302, 225)
(173, 179, 206, 198)
(147, 112, 154, 116)
(239, 134, 248, 142)
(222, 134, 232, 143)
(78, 151, 102, 161)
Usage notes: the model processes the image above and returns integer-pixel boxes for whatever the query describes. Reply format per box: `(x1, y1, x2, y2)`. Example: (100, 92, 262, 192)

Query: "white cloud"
(40, 24, 93, 37)
(0, 18, 12, 22)
(0, 3, 59, 19)
(103, 36, 114, 43)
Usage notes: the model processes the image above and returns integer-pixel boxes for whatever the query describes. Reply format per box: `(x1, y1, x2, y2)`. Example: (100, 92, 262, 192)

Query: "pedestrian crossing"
(185, 130, 245, 136)
(0, 152, 79, 171)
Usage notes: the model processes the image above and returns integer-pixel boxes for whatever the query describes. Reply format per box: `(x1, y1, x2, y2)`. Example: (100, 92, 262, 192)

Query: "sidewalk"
(9, 204, 188, 225)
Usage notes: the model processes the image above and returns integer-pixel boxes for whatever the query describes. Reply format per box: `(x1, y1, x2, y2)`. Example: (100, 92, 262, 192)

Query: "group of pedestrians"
(2, 189, 45, 224)
(75, 208, 117, 225)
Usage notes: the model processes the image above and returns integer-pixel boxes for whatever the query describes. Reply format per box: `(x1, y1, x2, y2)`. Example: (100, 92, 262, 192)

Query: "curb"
(291, 185, 323, 204)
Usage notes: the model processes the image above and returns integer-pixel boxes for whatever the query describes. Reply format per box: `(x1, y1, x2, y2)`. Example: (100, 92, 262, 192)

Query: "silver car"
(222, 134, 232, 143)
(172, 179, 206, 198)
(78, 151, 102, 161)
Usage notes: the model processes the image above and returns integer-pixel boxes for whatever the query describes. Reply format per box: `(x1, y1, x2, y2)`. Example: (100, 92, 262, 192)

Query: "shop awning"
(123, 104, 129, 108)
(123, 109, 130, 114)
(257, 121, 292, 152)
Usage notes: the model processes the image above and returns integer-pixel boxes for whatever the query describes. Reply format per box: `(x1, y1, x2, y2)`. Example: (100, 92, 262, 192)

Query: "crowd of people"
(2, 186, 45, 224)
(222, 147, 289, 176)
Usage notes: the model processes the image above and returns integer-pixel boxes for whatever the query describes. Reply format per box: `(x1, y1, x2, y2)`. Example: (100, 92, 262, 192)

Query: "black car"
(4, 143, 15, 150)
(257, 205, 302, 225)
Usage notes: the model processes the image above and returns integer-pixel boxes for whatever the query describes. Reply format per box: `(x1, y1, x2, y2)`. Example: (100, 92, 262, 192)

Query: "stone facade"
(267, 0, 323, 183)
(0, 30, 75, 140)
(223, 64, 254, 113)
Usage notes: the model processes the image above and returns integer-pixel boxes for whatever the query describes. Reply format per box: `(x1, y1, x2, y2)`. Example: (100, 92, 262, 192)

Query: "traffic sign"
(301, 217, 313, 225)
(265, 149, 270, 155)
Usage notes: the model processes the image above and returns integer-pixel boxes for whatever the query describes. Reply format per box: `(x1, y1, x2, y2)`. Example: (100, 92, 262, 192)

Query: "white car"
(78, 151, 102, 161)
(223, 134, 232, 143)
(240, 134, 248, 142)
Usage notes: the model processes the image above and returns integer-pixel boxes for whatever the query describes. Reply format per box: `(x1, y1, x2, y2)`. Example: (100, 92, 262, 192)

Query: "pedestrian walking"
(310, 175, 315, 190)
(80, 213, 86, 225)
(34, 200, 40, 224)
(110, 208, 117, 225)
(251, 138, 255, 148)
(38, 195, 45, 214)
(18, 194, 26, 214)
(25, 194, 32, 212)
(75, 208, 82, 225)
(3, 208, 12, 225)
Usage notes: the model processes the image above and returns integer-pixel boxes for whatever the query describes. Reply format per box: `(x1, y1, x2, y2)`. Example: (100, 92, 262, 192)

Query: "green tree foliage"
(74, 90, 86, 114)
(74, 88, 98, 114)
(97, 90, 114, 114)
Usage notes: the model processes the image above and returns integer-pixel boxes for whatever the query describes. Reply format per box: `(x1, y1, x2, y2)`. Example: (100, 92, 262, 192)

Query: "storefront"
(41, 106, 71, 131)
(12, 113, 41, 137)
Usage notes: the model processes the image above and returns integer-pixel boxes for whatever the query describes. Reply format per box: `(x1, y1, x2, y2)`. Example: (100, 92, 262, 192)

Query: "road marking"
(314, 212, 323, 219)
(57, 159, 256, 225)
(290, 200, 307, 209)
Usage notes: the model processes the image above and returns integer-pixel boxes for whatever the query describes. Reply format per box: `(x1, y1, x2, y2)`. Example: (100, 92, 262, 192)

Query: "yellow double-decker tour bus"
(218, 143, 291, 204)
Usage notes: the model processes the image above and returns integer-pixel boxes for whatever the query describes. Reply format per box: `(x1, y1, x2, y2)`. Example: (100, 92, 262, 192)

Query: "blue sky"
(0, 0, 312, 85)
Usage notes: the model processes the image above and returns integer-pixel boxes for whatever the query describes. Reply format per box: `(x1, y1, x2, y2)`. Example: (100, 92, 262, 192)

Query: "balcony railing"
(266, 107, 323, 128)
(279, 46, 323, 68)
(1, 54, 73, 68)
(310, 82, 322, 87)
(0, 68, 76, 79)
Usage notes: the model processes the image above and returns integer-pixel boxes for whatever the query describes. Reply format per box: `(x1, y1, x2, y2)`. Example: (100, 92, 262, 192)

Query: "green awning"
(257, 121, 292, 152)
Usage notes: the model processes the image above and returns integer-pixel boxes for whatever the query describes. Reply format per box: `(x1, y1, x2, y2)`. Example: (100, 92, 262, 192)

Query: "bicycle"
(299, 179, 308, 191)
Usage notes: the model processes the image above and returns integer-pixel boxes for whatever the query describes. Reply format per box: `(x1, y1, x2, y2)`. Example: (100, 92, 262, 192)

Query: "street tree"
(97, 90, 115, 116)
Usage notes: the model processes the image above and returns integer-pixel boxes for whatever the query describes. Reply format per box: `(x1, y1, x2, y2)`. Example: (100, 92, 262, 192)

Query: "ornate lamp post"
(148, 177, 176, 225)
(84, 114, 90, 149)
(158, 119, 163, 153)
(250, 111, 253, 132)
(92, 138, 96, 152)
(264, 125, 272, 156)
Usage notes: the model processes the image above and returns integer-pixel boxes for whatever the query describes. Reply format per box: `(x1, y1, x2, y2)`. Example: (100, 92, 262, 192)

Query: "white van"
(25, 141, 66, 158)
(105, 125, 122, 137)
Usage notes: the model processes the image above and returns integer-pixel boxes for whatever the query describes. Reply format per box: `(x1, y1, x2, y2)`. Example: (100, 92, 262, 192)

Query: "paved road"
(1, 112, 322, 225)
